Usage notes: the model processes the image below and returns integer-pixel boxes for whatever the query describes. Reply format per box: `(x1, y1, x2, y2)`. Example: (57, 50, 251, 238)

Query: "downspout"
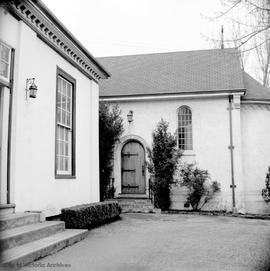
(7, 48, 15, 204)
(228, 95, 236, 213)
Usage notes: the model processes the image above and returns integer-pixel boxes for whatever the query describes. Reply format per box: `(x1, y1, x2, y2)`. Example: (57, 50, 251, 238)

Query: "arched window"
(178, 106, 192, 150)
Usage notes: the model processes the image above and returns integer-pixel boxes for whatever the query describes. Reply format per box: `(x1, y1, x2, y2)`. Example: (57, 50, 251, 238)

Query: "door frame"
(113, 135, 150, 197)
(121, 140, 146, 194)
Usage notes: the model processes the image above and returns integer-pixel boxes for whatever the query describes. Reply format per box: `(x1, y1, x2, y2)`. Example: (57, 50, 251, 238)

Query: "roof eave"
(5, 0, 110, 81)
(35, 0, 110, 78)
(241, 99, 270, 104)
(100, 89, 246, 101)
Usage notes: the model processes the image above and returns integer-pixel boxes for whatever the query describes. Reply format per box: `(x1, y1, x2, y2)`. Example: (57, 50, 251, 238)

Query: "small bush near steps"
(262, 166, 270, 203)
(178, 163, 221, 211)
(61, 201, 121, 229)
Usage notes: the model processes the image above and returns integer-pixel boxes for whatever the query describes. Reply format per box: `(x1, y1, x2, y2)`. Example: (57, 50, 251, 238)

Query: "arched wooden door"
(121, 141, 146, 194)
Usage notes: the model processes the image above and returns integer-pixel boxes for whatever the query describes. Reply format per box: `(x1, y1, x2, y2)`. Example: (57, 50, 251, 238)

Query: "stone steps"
(1, 229, 88, 268)
(0, 212, 88, 268)
(0, 204, 15, 216)
(114, 197, 160, 213)
(120, 202, 154, 207)
(118, 199, 152, 203)
(117, 194, 148, 199)
(0, 213, 41, 231)
(0, 221, 65, 250)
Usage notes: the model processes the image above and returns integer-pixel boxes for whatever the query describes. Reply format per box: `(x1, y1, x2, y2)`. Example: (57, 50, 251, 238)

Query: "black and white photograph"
(0, 0, 270, 270)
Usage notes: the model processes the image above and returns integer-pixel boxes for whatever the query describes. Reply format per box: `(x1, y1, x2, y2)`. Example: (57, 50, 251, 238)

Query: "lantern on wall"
(127, 110, 133, 123)
(26, 78, 38, 98)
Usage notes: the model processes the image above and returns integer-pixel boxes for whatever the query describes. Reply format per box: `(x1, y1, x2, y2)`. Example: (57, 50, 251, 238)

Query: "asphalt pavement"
(19, 213, 270, 271)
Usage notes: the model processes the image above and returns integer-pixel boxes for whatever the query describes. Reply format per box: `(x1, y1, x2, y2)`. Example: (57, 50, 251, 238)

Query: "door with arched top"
(121, 141, 146, 194)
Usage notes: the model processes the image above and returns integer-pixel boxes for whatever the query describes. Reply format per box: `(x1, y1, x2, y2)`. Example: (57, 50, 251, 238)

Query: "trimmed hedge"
(61, 201, 121, 229)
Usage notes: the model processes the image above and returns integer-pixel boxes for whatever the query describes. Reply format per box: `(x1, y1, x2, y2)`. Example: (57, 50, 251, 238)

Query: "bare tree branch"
(205, 0, 270, 87)
(237, 25, 270, 47)
(212, 0, 241, 19)
(241, 36, 270, 52)
(246, 0, 270, 12)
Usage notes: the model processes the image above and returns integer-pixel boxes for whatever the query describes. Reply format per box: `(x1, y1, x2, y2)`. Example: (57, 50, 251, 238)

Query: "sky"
(42, 0, 225, 57)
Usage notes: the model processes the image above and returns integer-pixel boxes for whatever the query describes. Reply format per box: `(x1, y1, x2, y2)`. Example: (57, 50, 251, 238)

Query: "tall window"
(178, 106, 192, 150)
(55, 69, 75, 177)
(0, 41, 11, 82)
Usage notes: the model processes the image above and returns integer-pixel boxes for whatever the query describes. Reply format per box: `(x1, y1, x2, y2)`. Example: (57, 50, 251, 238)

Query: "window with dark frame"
(0, 40, 11, 82)
(55, 68, 75, 177)
(178, 106, 193, 150)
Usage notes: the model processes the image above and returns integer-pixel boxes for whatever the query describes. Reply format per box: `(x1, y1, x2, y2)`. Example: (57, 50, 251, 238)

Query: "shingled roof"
(242, 72, 270, 101)
(98, 48, 270, 101)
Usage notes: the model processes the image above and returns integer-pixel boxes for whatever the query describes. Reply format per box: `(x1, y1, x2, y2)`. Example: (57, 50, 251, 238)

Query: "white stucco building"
(0, 0, 109, 217)
(98, 49, 270, 214)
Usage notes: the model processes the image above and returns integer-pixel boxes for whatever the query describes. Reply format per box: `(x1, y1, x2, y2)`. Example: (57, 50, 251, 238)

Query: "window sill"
(55, 175, 76, 179)
(0, 77, 10, 87)
(181, 151, 196, 156)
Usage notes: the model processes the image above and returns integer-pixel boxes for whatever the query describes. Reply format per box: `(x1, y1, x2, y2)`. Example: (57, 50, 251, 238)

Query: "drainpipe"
(7, 48, 15, 204)
(228, 95, 236, 213)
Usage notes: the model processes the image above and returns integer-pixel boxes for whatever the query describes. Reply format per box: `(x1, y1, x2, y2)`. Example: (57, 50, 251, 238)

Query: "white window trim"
(177, 105, 193, 151)
(55, 68, 76, 178)
(0, 40, 12, 83)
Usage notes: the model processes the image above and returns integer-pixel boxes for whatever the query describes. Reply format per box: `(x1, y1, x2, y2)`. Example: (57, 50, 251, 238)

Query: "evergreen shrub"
(61, 201, 121, 229)
(147, 119, 182, 210)
(99, 102, 123, 200)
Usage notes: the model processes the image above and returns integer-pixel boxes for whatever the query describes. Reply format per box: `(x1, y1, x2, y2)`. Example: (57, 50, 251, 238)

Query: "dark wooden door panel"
(121, 141, 146, 194)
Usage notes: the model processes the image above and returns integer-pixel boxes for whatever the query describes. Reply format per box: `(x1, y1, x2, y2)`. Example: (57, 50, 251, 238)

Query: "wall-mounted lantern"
(26, 78, 38, 98)
(127, 110, 133, 123)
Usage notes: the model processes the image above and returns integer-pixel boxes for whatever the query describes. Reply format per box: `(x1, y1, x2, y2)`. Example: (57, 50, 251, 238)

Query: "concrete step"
(119, 205, 153, 209)
(0, 204, 15, 215)
(118, 199, 152, 202)
(2, 229, 88, 268)
(0, 221, 65, 250)
(0, 213, 40, 231)
(115, 197, 159, 213)
(121, 207, 161, 214)
(120, 203, 154, 207)
(117, 199, 153, 205)
(120, 204, 154, 210)
(117, 199, 152, 204)
(122, 209, 153, 213)
(118, 200, 152, 203)
(117, 194, 148, 199)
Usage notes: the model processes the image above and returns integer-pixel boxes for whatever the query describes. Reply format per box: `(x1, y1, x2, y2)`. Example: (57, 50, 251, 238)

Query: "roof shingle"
(242, 72, 270, 100)
(98, 48, 270, 101)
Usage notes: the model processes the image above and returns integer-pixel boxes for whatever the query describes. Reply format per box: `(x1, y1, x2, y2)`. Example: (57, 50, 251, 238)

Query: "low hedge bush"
(61, 201, 121, 229)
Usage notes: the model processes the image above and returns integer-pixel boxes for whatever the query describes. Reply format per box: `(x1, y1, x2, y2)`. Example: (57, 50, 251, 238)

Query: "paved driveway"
(21, 214, 270, 271)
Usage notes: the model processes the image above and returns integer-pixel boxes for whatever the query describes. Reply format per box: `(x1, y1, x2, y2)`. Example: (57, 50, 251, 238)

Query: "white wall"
(0, 8, 100, 216)
(112, 97, 240, 211)
(241, 104, 270, 214)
